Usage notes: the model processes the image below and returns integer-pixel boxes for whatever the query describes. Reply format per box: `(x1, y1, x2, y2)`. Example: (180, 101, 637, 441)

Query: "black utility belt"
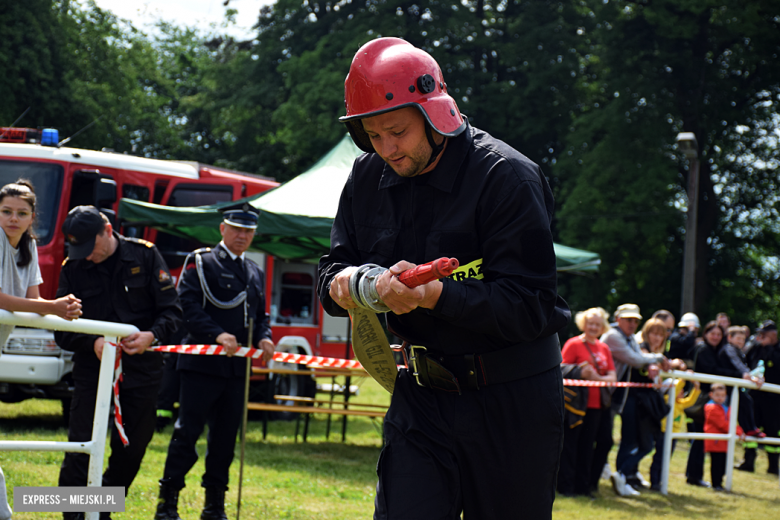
(407, 334, 562, 394)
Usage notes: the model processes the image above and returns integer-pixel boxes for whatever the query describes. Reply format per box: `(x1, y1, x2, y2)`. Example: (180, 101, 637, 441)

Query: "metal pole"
(84, 337, 118, 520)
(237, 319, 253, 520)
(341, 317, 353, 442)
(725, 384, 740, 491)
(681, 153, 699, 314)
(661, 380, 677, 496)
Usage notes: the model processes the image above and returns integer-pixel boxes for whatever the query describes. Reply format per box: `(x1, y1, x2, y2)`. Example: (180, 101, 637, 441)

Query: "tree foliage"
(1, 0, 779, 326)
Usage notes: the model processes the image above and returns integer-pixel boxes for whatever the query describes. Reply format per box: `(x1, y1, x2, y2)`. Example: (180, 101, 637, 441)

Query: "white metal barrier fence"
(0, 310, 138, 520)
(660, 369, 780, 495)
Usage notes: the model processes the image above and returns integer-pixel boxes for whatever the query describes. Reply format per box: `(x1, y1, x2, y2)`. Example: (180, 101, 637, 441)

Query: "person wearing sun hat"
(598, 304, 670, 496)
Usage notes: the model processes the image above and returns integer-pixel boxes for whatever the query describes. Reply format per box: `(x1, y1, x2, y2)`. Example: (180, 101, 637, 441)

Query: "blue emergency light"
(41, 128, 59, 146)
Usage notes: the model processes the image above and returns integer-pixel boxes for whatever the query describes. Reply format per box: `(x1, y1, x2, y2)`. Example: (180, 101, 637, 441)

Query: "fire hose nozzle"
(348, 258, 459, 313)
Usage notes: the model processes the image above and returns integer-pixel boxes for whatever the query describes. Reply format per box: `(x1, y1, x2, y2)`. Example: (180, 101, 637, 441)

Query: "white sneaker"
(611, 471, 626, 496)
(633, 471, 651, 488)
(601, 463, 612, 480)
(624, 483, 641, 496)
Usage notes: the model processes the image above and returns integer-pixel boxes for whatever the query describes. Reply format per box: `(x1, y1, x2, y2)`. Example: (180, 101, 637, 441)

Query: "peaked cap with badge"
(221, 202, 259, 230)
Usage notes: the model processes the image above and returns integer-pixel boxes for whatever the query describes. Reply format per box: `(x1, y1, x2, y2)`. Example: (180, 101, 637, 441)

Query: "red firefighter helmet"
(340, 37, 466, 153)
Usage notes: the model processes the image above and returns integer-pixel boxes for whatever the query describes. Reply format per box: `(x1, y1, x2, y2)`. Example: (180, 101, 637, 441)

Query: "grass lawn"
(1, 377, 778, 519)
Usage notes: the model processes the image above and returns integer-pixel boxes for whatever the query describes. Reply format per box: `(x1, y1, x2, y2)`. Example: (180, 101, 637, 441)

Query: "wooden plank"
(252, 367, 370, 378)
(246, 402, 386, 418)
(273, 395, 388, 410)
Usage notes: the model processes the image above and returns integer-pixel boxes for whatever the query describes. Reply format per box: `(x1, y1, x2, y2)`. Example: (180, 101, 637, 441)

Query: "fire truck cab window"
(0, 160, 64, 245)
(272, 268, 315, 326)
(156, 185, 232, 270)
(121, 185, 150, 238)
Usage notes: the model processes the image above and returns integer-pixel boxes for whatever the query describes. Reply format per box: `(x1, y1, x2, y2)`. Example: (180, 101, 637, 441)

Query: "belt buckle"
(409, 345, 427, 387)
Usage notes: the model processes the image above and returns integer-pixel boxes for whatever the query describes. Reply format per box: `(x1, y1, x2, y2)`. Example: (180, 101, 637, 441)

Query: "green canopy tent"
(119, 134, 600, 273)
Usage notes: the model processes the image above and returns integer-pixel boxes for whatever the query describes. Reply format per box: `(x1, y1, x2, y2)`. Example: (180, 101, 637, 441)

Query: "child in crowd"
(704, 383, 744, 491)
(649, 375, 700, 490)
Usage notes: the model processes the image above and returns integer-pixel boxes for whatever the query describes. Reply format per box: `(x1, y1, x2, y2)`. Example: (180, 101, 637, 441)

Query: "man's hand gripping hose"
(348, 258, 459, 313)
(345, 258, 459, 393)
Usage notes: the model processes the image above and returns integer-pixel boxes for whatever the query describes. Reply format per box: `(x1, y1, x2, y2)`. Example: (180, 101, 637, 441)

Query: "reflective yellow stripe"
(449, 258, 484, 282)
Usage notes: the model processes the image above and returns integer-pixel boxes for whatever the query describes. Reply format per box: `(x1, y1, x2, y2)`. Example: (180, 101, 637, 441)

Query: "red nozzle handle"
(397, 257, 460, 288)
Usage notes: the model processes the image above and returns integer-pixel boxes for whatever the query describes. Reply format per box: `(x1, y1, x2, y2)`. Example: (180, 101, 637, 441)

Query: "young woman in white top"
(0, 180, 81, 520)
(0, 180, 81, 325)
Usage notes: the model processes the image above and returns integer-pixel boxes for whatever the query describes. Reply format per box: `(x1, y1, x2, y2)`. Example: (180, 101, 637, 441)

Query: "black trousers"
(374, 366, 564, 520)
(59, 378, 159, 492)
(558, 407, 602, 495)
(685, 419, 705, 482)
(709, 452, 726, 488)
(588, 408, 614, 491)
(753, 391, 780, 438)
(161, 370, 245, 489)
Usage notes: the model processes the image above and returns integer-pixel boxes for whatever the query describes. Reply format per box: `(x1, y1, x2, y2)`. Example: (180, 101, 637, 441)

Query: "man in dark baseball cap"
(56, 206, 182, 517)
(62, 206, 108, 260)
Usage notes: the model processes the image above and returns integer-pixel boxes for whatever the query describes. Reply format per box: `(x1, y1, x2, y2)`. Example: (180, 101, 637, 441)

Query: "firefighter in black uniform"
(746, 320, 780, 474)
(155, 203, 274, 520)
(56, 206, 183, 520)
(319, 38, 570, 520)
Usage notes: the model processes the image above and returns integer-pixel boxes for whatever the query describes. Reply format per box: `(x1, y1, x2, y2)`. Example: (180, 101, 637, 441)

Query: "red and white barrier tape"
(148, 345, 365, 369)
(562, 379, 658, 388)
(108, 343, 130, 447)
(110, 343, 661, 444)
(148, 345, 659, 387)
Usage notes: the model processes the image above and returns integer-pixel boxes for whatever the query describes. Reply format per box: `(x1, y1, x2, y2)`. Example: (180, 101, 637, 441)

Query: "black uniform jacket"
(318, 121, 570, 357)
(176, 243, 272, 378)
(55, 233, 183, 388)
(693, 342, 723, 394)
(747, 340, 780, 385)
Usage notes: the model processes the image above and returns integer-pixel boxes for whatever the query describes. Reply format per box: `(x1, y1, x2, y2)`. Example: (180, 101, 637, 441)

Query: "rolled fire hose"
(347, 258, 459, 393)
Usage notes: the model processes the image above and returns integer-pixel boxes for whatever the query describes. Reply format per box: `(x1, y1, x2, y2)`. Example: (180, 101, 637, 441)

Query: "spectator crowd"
(557, 305, 780, 498)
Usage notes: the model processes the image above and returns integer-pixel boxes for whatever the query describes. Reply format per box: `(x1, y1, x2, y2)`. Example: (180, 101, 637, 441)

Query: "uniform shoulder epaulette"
(62, 258, 71, 266)
(193, 247, 212, 254)
(125, 237, 155, 248)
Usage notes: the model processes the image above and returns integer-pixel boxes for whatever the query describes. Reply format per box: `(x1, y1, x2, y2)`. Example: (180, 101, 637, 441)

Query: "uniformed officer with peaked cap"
(155, 202, 275, 520)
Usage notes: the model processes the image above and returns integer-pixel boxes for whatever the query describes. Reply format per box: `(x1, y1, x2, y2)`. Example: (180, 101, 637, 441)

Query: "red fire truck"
(0, 127, 349, 412)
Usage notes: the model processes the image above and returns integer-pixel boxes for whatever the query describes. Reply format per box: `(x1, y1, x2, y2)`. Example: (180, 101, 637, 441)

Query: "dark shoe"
(736, 462, 755, 472)
(737, 447, 756, 472)
(201, 486, 228, 520)
(767, 452, 779, 475)
(155, 481, 183, 520)
(650, 483, 661, 492)
(713, 485, 726, 492)
(686, 479, 711, 488)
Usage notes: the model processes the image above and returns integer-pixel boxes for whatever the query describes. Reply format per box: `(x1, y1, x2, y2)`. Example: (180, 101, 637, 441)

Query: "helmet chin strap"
(424, 124, 446, 167)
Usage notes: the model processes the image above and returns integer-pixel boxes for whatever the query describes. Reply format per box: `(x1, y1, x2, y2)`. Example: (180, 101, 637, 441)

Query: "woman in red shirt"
(557, 307, 616, 497)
